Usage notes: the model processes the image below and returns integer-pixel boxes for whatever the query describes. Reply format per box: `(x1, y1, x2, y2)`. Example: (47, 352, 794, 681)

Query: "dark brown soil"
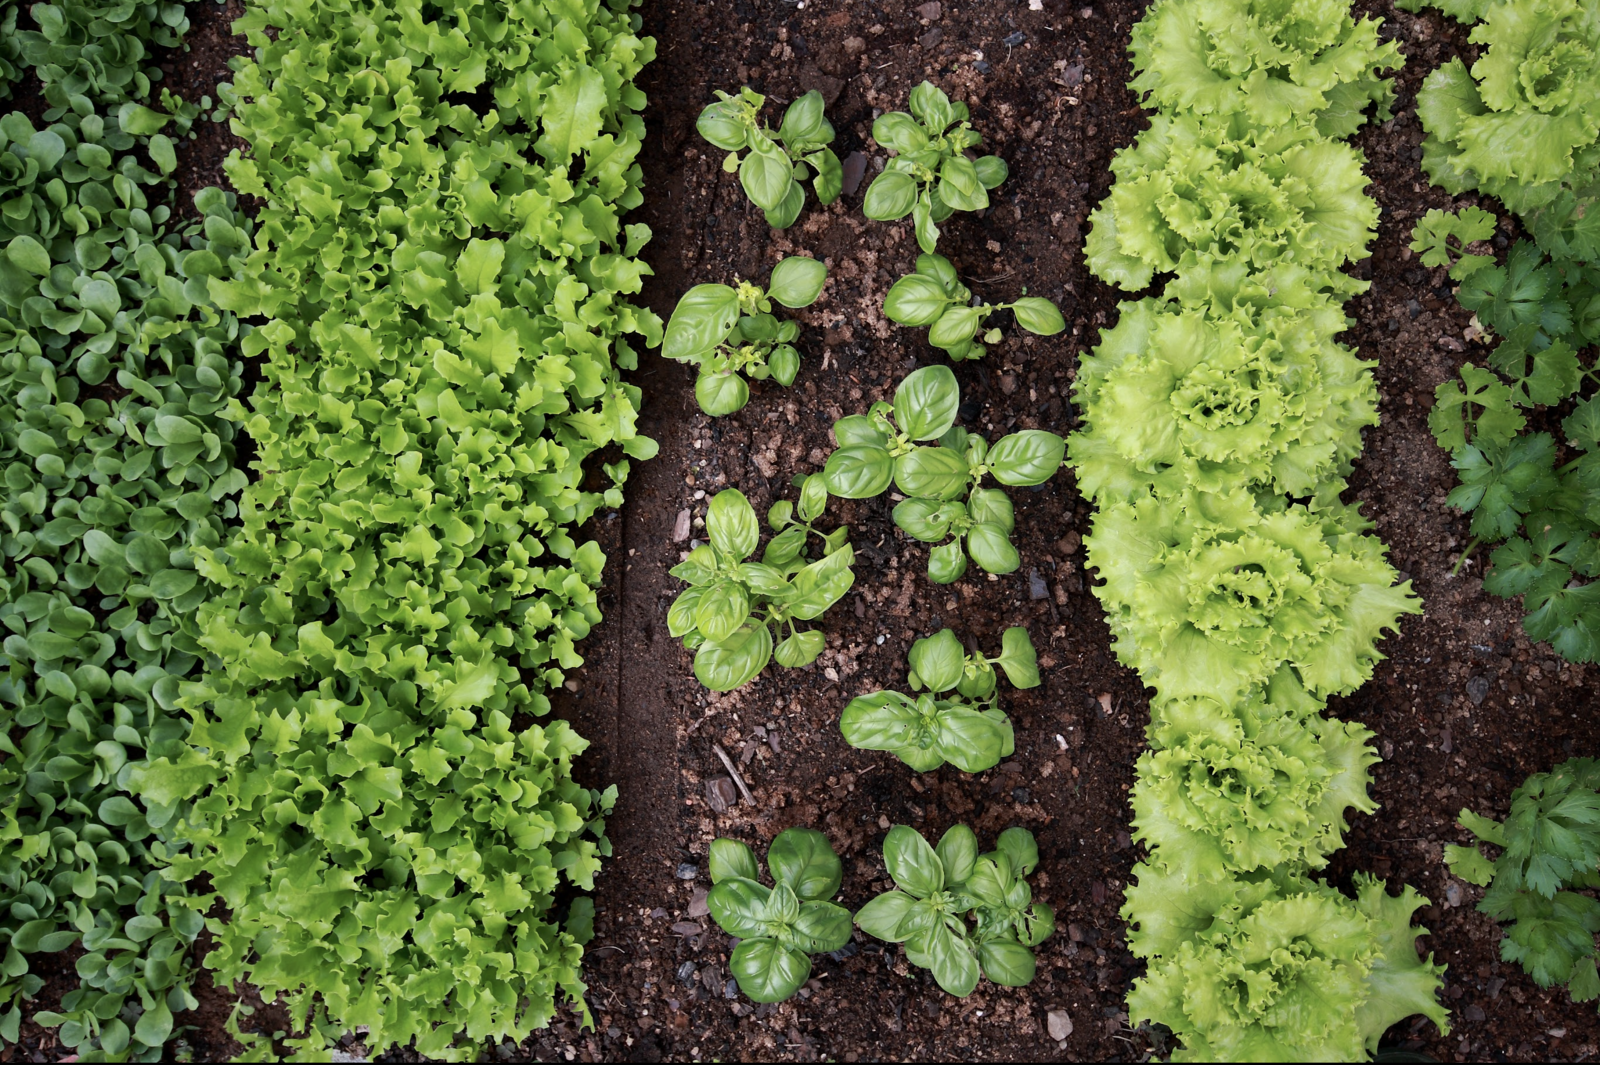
(11, 1, 1600, 1063)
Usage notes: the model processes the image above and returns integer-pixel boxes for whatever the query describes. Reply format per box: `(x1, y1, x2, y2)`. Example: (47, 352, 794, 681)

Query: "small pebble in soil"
(1028, 569, 1049, 599)
(673, 921, 702, 936)
(1466, 674, 1490, 705)
(828, 941, 859, 962)
(678, 961, 698, 985)
(676, 863, 698, 880)
(920, 27, 943, 48)
(1047, 1009, 1073, 1041)
(1012, 787, 1030, 803)
(974, 60, 991, 73)
(1444, 881, 1464, 908)
(688, 887, 711, 918)
(1003, 31, 1027, 46)
(705, 775, 738, 814)
(724, 979, 740, 1000)
(841, 151, 868, 196)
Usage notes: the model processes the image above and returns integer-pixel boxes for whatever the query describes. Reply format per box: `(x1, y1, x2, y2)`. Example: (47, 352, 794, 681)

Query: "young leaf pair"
(855, 825, 1053, 997)
(821, 365, 1065, 582)
(863, 82, 1008, 253)
(668, 481, 853, 691)
(663, 257, 828, 416)
(707, 829, 852, 1003)
(841, 627, 1039, 774)
(697, 87, 842, 228)
(884, 253, 1065, 361)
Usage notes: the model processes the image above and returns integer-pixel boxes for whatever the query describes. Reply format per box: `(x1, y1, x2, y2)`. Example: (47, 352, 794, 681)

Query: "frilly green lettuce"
(1087, 488, 1419, 707)
(1129, 0, 1402, 136)
(1085, 113, 1379, 293)
(1070, 298, 1377, 502)
(1411, 0, 1600, 213)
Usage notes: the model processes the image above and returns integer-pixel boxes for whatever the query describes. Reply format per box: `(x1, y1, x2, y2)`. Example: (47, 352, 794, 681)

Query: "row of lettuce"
(1, 0, 656, 1059)
(1071, 1, 1451, 1058)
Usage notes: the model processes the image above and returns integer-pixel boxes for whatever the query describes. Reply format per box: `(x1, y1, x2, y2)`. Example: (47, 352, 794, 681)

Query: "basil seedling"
(663, 257, 828, 416)
(885, 253, 1065, 361)
(697, 86, 843, 228)
(820, 365, 1065, 582)
(840, 627, 1039, 773)
(668, 481, 855, 691)
(862, 81, 1008, 252)
(855, 825, 1054, 996)
(706, 829, 853, 1002)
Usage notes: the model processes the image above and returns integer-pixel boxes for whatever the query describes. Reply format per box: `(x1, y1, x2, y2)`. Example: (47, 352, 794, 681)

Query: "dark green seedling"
(706, 828, 853, 1002)
(884, 253, 1065, 361)
(663, 256, 828, 416)
(697, 87, 842, 228)
(840, 627, 1038, 773)
(862, 81, 1008, 252)
(668, 483, 854, 691)
(854, 825, 1053, 997)
(820, 365, 1065, 582)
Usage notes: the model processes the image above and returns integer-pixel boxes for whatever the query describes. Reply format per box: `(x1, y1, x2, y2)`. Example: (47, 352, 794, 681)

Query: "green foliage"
(663, 256, 827, 415)
(820, 365, 1065, 583)
(839, 627, 1037, 774)
(1410, 205, 1498, 280)
(882, 252, 1063, 362)
(9, 0, 192, 109)
(668, 481, 854, 691)
(855, 825, 1052, 996)
(1447, 759, 1600, 1006)
(1406, 0, 1600, 216)
(696, 87, 841, 228)
(1128, 0, 1402, 136)
(862, 81, 1008, 253)
(704, 829, 851, 1003)
(121, 0, 658, 1057)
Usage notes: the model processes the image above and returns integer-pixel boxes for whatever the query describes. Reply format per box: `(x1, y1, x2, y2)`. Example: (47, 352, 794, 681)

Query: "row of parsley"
(3, 0, 658, 1059)
(1068, 1, 1451, 1059)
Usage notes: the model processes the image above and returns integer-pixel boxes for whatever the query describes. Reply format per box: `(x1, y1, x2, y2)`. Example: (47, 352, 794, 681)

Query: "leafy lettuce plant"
(663, 256, 827, 415)
(1404, 0, 1600, 216)
(1085, 112, 1379, 296)
(883, 252, 1065, 361)
(839, 627, 1038, 774)
(1068, 297, 1378, 503)
(697, 87, 842, 228)
(855, 825, 1053, 997)
(1127, 0, 1402, 137)
(1445, 758, 1600, 1004)
(11, 0, 192, 109)
(1124, 864, 1449, 1061)
(705, 829, 852, 1003)
(862, 81, 1008, 253)
(820, 365, 1065, 582)
(668, 484, 855, 691)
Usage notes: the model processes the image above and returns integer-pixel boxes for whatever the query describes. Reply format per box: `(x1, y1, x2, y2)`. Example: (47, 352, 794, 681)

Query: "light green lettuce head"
(1085, 113, 1381, 294)
(1085, 488, 1419, 708)
(1123, 867, 1448, 1061)
(1069, 298, 1377, 504)
(1414, 0, 1600, 213)
(1129, 0, 1402, 136)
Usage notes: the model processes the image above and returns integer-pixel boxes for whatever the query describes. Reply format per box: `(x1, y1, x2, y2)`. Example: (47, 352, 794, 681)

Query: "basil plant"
(668, 481, 854, 691)
(856, 825, 1054, 997)
(663, 256, 828, 416)
(821, 365, 1065, 582)
(707, 829, 853, 1003)
(841, 627, 1039, 773)
(885, 253, 1065, 361)
(862, 81, 1008, 252)
(697, 86, 843, 228)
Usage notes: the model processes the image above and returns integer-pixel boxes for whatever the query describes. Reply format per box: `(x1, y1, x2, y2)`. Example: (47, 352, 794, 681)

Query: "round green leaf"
(781, 546, 855, 620)
(986, 430, 1065, 486)
(932, 706, 1010, 773)
(863, 169, 919, 221)
(774, 629, 824, 668)
(117, 102, 171, 135)
(764, 179, 806, 229)
(668, 586, 706, 637)
(797, 473, 829, 523)
(740, 136, 795, 211)
(697, 100, 750, 151)
(779, 90, 830, 145)
(908, 628, 965, 693)
(768, 828, 842, 900)
(967, 487, 1014, 530)
(738, 562, 792, 597)
(665, 284, 740, 362)
(909, 82, 955, 130)
(709, 838, 760, 883)
(1010, 296, 1064, 336)
(973, 154, 1009, 190)
(873, 112, 929, 154)
(894, 446, 969, 501)
(731, 938, 811, 1003)
(840, 690, 922, 753)
(695, 370, 750, 416)
(938, 155, 987, 212)
(707, 489, 761, 560)
(768, 256, 828, 308)
(855, 890, 919, 943)
(996, 827, 1041, 877)
(935, 825, 979, 886)
(694, 581, 751, 644)
(913, 197, 940, 253)
(893, 365, 961, 441)
(810, 148, 843, 204)
(997, 627, 1040, 689)
(884, 273, 952, 326)
(126, 535, 169, 575)
(928, 305, 984, 349)
(768, 344, 800, 386)
(892, 497, 956, 542)
(928, 539, 969, 584)
(694, 623, 774, 691)
(923, 923, 981, 997)
(708, 877, 771, 938)
(823, 444, 893, 498)
(78, 279, 121, 320)
(832, 414, 889, 447)
(6, 235, 51, 276)
(978, 937, 1037, 988)
(793, 900, 854, 953)
(966, 522, 1020, 574)
(883, 825, 943, 897)
(149, 568, 199, 599)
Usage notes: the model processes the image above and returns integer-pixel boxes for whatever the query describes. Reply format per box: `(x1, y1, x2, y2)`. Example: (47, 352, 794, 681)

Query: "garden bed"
(10, 0, 1600, 1062)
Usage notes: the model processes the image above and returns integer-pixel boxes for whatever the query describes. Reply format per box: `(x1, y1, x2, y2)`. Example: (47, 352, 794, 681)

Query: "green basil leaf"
(740, 135, 795, 211)
(840, 691, 922, 753)
(708, 876, 771, 937)
(665, 284, 741, 362)
(761, 525, 808, 566)
(967, 487, 1014, 530)
(978, 937, 1037, 987)
(823, 444, 893, 498)
(832, 414, 890, 448)
(894, 446, 970, 501)
(695, 370, 751, 416)
(773, 628, 824, 667)
(913, 196, 940, 253)
(697, 99, 750, 151)
(928, 539, 970, 584)
(768, 828, 842, 900)
(694, 623, 774, 691)
(908, 628, 965, 693)
(966, 522, 1020, 574)
(873, 111, 929, 154)
(884, 273, 952, 326)
(793, 900, 854, 953)
(707, 489, 761, 560)
(918, 253, 963, 294)
(863, 169, 919, 221)
(987, 430, 1065, 486)
(996, 826, 1040, 876)
(730, 938, 811, 1003)
(855, 890, 918, 942)
(739, 562, 792, 596)
(768, 256, 828, 308)
(929, 305, 984, 349)
(778, 90, 830, 145)
(973, 154, 1009, 190)
(935, 824, 979, 886)
(1010, 296, 1065, 336)
(938, 155, 987, 212)
(883, 825, 943, 897)
(670, 544, 719, 584)
(6, 235, 51, 276)
(667, 585, 706, 637)
(924, 921, 980, 997)
(997, 627, 1040, 689)
(957, 661, 998, 700)
(1021, 901, 1055, 946)
(695, 582, 751, 643)
(892, 497, 956, 542)
(932, 706, 1010, 773)
(709, 838, 760, 883)
(768, 344, 800, 386)
(810, 148, 843, 204)
(782, 545, 855, 620)
(797, 473, 829, 523)
(909, 82, 955, 131)
(768, 499, 795, 530)
(764, 178, 806, 229)
(894, 364, 961, 440)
